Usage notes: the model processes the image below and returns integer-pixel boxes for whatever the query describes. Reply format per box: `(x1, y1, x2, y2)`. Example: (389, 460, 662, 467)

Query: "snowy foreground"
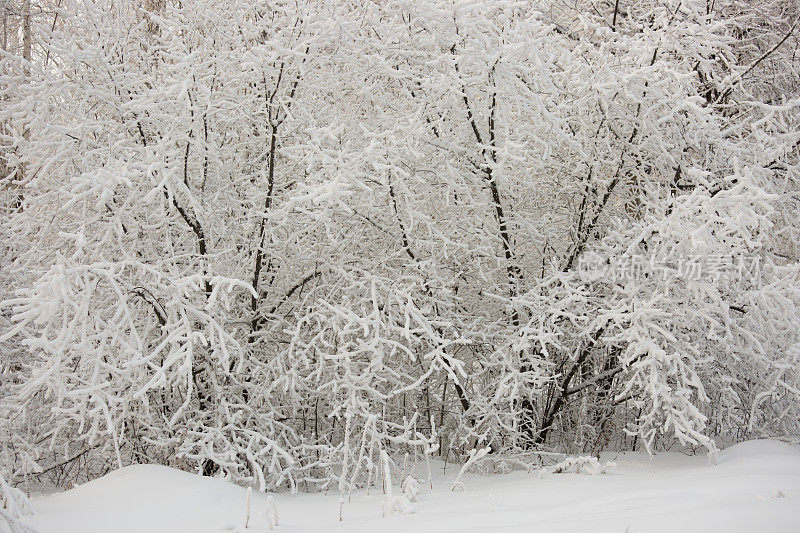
(21, 441, 800, 533)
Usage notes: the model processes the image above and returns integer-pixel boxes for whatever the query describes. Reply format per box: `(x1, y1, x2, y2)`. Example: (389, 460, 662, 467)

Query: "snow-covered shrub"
(401, 475, 420, 502)
(545, 456, 616, 476)
(0, 0, 797, 493)
(379, 451, 414, 516)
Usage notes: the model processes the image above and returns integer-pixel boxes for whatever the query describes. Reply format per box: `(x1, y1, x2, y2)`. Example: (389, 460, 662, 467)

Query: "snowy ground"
(15, 440, 800, 533)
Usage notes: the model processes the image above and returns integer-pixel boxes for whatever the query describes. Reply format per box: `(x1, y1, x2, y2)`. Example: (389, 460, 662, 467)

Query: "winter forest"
(1, 0, 800, 526)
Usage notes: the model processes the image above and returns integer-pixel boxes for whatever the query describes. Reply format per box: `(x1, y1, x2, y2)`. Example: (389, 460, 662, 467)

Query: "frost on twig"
(265, 495, 279, 529)
(451, 446, 491, 492)
(379, 450, 414, 517)
(0, 473, 37, 533)
(243, 486, 251, 529)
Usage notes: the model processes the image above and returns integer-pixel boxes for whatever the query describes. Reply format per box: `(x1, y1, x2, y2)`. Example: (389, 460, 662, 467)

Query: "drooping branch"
(130, 286, 167, 327)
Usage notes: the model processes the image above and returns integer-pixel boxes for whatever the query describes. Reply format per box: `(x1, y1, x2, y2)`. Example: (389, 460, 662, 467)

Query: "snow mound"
(28, 465, 259, 533)
(45, 464, 239, 509)
(717, 439, 800, 465)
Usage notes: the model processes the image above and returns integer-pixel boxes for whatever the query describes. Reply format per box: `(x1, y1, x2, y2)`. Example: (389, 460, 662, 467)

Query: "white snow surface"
(18, 440, 800, 533)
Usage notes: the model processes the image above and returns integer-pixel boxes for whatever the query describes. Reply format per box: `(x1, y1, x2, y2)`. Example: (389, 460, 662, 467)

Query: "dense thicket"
(1, 0, 798, 492)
